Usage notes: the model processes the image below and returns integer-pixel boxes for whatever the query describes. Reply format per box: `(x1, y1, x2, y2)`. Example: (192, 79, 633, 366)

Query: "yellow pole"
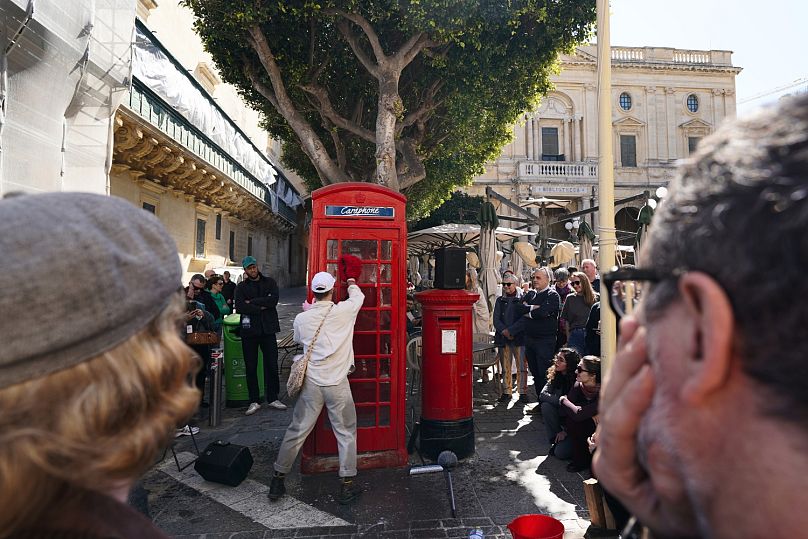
(597, 0, 617, 371)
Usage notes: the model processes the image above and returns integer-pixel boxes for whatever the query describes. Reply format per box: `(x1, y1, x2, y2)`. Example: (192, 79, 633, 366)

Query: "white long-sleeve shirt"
(293, 283, 364, 386)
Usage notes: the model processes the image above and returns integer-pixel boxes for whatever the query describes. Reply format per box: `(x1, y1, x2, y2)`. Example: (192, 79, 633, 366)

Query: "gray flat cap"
(0, 192, 182, 389)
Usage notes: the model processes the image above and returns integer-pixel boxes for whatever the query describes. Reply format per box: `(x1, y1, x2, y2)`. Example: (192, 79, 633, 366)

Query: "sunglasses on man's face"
(503, 282, 515, 287)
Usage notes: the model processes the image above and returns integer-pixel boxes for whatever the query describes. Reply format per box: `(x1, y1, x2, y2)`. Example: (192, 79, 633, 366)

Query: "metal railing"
(519, 161, 598, 179)
(126, 79, 297, 225)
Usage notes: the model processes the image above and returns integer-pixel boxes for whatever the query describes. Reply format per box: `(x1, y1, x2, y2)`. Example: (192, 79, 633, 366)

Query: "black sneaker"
(338, 478, 361, 505)
(268, 474, 285, 501)
(518, 394, 530, 404)
(498, 393, 511, 403)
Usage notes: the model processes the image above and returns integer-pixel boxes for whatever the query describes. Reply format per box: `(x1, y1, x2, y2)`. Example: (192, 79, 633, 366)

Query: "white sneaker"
(245, 402, 261, 415)
(175, 425, 200, 437)
(267, 400, 288, 410)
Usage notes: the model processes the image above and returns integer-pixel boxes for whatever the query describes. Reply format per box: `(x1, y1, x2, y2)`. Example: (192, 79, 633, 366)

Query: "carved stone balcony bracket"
(113, 110, 295, 233)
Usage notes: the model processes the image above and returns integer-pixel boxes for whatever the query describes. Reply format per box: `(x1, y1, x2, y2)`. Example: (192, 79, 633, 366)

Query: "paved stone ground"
(141, 286, 618, 539)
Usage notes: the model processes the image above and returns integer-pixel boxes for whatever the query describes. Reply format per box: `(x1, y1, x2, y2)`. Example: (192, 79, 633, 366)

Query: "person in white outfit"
(268, 265, 364, 505)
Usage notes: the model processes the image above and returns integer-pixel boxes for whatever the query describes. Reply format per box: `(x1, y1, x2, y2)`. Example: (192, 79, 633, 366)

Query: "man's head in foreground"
(594, 94, 808, 539)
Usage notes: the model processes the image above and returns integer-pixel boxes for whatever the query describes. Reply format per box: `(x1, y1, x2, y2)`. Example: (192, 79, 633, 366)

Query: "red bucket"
(507, 514, 565, 539)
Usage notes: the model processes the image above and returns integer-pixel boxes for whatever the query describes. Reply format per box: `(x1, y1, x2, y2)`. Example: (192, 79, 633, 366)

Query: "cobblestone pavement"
(142, 286, 616, 539)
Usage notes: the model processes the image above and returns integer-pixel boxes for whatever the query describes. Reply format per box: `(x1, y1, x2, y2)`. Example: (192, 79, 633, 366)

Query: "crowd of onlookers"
(405, 259, 605, 474)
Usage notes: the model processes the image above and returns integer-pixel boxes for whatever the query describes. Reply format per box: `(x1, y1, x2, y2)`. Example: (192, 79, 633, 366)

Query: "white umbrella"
(634, 204, 654, 265)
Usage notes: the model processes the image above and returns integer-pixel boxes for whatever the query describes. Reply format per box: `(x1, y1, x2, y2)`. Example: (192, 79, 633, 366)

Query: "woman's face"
(554, 353, 567, 371)
(576, 362, 594, 385)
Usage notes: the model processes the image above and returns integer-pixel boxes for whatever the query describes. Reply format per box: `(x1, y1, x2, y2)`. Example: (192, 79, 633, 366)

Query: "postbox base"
(419, 417, 474, 460)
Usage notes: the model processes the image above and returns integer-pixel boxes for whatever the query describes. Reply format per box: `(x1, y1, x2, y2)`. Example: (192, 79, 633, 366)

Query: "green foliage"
(408, 191, 484, 230)
(183, 0, 595, 213)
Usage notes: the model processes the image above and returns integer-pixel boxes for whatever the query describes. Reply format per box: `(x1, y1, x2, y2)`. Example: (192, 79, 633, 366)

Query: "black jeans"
(524, 336, 556, 398)
(242, 334, 279, 403)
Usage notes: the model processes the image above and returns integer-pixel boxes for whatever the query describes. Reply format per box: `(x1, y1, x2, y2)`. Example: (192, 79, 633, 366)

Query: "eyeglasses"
(503, 282, 515, 287)
(192, 284, 204, 291)
(576, 366, 590, 374)
(570, 281, 581, 286)
(602, 266, 686, 317)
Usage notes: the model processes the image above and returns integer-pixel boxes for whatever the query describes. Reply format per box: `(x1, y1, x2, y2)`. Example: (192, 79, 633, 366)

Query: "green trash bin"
(222, 314, 265, 407)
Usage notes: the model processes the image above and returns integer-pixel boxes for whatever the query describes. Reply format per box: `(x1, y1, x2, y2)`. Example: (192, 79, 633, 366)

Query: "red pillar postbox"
(301, 182, 408, 473)
(415, 289, 479, 460)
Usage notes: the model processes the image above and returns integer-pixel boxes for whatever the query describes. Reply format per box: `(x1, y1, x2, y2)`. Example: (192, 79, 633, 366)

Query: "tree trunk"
(375, 72, 401, 191)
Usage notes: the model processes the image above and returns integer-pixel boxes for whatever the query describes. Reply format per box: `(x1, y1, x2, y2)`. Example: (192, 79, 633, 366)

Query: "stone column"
(526, 116, 534, 160)
(535, 119, 541, 159)
(585, 84, 597, 160)
(665, 87, 677, 160)
(645, 86, 658, 163)
(572, 116, 581, 162)
(565, 117, 573, 161)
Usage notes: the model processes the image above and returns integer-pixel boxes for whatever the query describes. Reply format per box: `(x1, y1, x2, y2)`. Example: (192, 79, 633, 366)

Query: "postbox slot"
(437, 316, 461, 323)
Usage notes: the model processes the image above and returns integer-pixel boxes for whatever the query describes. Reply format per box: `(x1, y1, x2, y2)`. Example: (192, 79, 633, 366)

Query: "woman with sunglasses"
(539, 348, 580, 457)
(559, 355, 601, 472)
(560, 271, 598, 355)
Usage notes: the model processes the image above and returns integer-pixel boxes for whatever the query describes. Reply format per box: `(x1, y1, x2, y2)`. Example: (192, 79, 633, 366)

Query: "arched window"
(687, 94, 699, 113)
(619, 92, 632, 111)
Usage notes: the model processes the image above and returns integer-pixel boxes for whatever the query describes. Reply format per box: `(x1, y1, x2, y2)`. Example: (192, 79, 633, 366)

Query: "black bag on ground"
(194, 441, 253, 486)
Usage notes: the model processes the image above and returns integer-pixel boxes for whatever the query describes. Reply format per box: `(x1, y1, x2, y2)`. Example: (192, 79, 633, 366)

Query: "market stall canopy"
(407, 223, 532, 255)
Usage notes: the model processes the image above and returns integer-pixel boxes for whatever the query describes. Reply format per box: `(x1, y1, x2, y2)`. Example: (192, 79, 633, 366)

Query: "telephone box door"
(315, 230, 401, 452)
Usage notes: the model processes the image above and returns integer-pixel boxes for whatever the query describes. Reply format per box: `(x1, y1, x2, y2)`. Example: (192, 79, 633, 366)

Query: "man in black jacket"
(512, 267, 561, 402)
(235, 256, 287, 415)
(221, 270, 237, 308)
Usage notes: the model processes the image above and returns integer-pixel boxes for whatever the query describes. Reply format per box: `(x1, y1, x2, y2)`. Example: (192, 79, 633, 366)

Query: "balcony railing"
(519, 161, 598, 180)
(127, 77, 297, 226)
(610, 47, 732, 67)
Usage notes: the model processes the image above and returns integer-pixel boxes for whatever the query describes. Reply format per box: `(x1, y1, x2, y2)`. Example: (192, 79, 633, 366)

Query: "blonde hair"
(0, 296, 200, 535)
(573, 271, 598, 306)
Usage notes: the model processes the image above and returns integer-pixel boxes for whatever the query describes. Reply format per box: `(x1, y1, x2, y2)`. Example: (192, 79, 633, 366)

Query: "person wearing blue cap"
(235, 255, 286, 415)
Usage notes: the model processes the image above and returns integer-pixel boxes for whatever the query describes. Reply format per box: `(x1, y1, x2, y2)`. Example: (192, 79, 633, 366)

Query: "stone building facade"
(112, 1, 306, 286)
(466, 45, 741, 246)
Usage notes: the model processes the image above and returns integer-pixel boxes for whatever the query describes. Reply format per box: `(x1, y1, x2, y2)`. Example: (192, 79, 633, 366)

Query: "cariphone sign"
(325, 205, 395, 218)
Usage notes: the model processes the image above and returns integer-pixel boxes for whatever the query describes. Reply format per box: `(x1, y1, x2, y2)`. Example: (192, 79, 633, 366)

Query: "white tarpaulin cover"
(132, 25, 280, 189)
(0, 0, 135, 195)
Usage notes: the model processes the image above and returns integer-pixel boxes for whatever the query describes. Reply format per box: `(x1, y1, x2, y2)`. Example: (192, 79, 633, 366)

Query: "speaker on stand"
(433, 246, 467, 289)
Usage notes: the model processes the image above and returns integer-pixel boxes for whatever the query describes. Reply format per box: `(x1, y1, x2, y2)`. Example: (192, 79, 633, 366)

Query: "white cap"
(311, 271, 336, 293)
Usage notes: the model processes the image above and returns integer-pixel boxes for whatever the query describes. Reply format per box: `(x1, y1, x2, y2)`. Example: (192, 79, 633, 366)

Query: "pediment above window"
(613, 116, 646, 128)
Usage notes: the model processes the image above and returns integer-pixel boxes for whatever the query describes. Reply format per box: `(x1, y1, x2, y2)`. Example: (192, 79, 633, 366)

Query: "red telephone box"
(301, 182, 408, 473)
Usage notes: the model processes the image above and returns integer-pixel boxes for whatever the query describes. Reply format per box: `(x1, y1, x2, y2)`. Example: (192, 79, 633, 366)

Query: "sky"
(607, 0, 808, 116)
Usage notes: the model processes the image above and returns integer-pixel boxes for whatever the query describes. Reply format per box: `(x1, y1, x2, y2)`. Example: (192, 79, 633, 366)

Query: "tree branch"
(242, 56, 280, 110)
(396, 138, 427, 190)
(328, 9, 388, 66)
(397, 33, 439, 69)
(397, 80, 444, 134)
(299, 83, 376, 143)
(334, 19, 379, 77)
(246, 25, 349, 184)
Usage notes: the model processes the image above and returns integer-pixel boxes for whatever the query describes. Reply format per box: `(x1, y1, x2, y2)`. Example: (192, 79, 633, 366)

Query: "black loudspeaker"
(434, 246, 466, 289)
(194, 441, 253, 486)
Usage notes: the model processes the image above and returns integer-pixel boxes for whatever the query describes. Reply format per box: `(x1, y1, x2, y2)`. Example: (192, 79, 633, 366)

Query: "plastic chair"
(406, 335, 422, 395)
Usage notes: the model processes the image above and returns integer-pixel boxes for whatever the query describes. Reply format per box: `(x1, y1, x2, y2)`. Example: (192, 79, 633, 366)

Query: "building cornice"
(113, 110, 295, 233)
